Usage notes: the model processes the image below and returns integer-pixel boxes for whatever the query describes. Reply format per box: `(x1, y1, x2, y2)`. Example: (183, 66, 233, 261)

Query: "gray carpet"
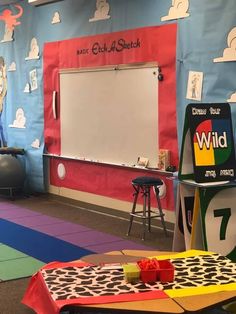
(0, 278, 34, 314)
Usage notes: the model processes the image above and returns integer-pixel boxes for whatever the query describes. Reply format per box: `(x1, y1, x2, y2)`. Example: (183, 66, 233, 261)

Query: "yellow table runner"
(150, 250, 236, 298)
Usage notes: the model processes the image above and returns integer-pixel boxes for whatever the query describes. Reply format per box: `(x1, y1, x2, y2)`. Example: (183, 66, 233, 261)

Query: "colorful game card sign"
(179, 103, 236, 183)
(172, 183, 204, 252)
(199, 185, 236, 262)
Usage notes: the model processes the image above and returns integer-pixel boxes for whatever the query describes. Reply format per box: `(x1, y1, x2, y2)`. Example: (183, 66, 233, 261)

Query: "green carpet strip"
(0, 243, 45, 281)
(0, 243, 28, 261)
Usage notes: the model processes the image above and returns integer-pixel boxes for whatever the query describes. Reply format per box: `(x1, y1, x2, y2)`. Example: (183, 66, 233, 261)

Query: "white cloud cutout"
(8, 62, 16, 72)
(161, 0, 190, 21)
(214, 27, 236, 62)
(9, 108, 26, 128)
(89, 0, 110, 22)
(227, 92, 236, 103)
(1, 28, 13, 43)
(51, 11, 61, 24)
(31, 138, 40, 148)
(25, 37, 40, 60)
(24, 83, 30, 93)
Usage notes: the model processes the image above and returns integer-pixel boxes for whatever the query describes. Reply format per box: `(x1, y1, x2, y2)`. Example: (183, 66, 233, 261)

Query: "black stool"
(126, 176, 168, 240)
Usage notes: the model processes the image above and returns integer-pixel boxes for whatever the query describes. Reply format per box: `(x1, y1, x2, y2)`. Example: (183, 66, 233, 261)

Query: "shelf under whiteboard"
(43, 153, 174, 177)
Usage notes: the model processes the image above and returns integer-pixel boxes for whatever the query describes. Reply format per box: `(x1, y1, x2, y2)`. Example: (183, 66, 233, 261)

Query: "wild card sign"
(179, 103, 236, 183)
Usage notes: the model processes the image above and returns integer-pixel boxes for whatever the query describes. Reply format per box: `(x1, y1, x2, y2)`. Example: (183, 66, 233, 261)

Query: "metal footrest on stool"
(126, 176, 168, 240)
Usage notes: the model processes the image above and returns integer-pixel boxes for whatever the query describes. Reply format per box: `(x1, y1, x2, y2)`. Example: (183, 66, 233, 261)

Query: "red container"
(140, 268, 157, 283)
(157, 260, 175, 283)
(137, 258, 160, 283)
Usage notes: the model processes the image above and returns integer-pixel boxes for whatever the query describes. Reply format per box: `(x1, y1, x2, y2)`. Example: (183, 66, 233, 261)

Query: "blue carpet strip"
(0, 218, 94, 263)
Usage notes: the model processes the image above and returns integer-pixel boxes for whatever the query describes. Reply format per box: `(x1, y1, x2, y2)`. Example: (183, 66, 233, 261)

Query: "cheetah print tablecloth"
(40, 252, 236, 301)
(22, 250, 236, 314)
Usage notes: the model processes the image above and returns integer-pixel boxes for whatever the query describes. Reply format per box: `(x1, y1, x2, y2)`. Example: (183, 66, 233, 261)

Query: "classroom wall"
(0, 0, 235, 221)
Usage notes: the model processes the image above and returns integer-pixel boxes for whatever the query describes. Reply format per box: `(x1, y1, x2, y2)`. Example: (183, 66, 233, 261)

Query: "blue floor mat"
(0, 219, 94, 263)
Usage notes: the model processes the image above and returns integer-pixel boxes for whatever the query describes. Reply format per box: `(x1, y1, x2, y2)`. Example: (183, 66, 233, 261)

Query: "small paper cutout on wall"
(8, 62, 16, 72)
(0, 57, 7, 113)
(0, 5, 23, 42)
(0, 56, 7, 146)
(89, 0, 110, 22)
(25, 37, 40, 60)
(227, 92, 236, 103)
(51, 11, 61, 24)
(30, 69, 38, 91)
(186, 71, 203, 101)
(57, 163, 66, 180)
(24, 83, 30, 93)
(214, 27, 236, 62)
(31, 138, 40, 148)
(9, 108, 26, 128)
(161, 0, 190, 21)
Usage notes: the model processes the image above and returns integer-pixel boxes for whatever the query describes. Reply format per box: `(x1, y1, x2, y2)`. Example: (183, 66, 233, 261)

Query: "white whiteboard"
(60, 65, 159, 167)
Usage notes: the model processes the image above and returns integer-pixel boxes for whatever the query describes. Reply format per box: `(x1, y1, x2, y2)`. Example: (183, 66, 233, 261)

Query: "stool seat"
(132, 176, 163, 186)
(127, 176, 167, 240)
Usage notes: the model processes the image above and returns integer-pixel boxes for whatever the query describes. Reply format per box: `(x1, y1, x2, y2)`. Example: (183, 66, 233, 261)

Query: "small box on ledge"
(158, 149, 170, 171)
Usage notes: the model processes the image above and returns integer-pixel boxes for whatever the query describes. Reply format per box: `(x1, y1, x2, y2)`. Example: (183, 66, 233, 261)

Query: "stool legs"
(127, 185, 153, 240)
(142, 186, 153, 240)
(126, 185, 139, 237)
(142, 186, 149, 240)
(127, 184, 168, 240)
(147, 186, 151, 233)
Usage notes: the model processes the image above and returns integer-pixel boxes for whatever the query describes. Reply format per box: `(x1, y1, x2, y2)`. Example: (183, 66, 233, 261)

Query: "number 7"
(213, 208, 231, 241)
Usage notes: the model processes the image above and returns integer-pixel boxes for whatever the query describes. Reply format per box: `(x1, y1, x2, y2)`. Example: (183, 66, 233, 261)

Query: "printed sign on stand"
(172, 185, 186, 251)
(199, 185, 236, 262)
(190, 187, 204, 250)
(172, 183, 203, 251)
(179, 183, 195, 250)
(175, 103, 236, 259)
(178, 103, 236, 183)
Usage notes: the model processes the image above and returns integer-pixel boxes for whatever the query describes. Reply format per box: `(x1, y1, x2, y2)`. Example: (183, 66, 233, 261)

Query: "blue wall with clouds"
(0, 0, 235, 191)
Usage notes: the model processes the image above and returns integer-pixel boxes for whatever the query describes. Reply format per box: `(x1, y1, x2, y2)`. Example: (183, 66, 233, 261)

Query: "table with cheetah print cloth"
(22, 250, 236, 314)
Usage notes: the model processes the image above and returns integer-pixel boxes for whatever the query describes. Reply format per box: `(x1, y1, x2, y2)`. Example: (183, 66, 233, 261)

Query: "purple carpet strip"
(0, 201, 154, 252)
